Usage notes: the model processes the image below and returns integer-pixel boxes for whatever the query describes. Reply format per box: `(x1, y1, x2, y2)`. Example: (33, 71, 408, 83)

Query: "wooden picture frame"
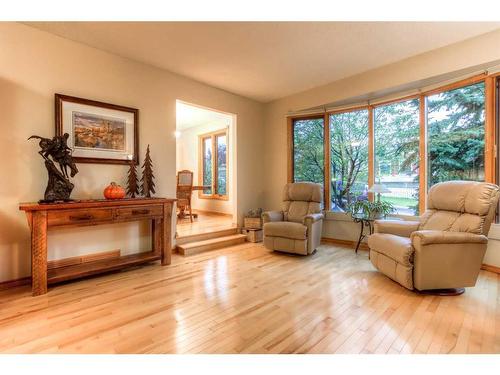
(55, 94, 139, 165)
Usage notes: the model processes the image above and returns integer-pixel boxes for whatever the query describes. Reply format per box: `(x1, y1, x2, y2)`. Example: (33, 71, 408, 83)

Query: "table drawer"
(48, 208, 113, 227)
(114, 205, 163, 220)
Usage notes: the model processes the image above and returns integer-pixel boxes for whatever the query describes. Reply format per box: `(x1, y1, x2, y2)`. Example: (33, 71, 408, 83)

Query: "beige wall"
(176, 120, 234, 215)
(0, 22, 264, 283)
(2, 22, 500, 284)
(263, 28, 500, 267)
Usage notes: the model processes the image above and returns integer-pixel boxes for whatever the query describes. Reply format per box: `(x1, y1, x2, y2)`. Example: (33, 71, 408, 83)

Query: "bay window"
(288, 74, 494, 216)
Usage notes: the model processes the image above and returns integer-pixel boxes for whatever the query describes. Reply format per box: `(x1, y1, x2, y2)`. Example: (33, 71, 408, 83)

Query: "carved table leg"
(31, 210, 48, 296)
(162, 202, 172, 266)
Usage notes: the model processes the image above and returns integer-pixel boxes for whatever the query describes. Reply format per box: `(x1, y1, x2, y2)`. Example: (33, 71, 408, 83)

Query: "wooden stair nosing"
(177, 234, 247, 256)
(176, 226, 239, 245)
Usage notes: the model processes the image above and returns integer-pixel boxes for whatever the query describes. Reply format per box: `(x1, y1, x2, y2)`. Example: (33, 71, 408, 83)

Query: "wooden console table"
(19, 198, 175, 296)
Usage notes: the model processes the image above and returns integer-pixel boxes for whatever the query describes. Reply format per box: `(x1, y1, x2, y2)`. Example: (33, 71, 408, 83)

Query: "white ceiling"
(176, 101, 232, 131)
(25, 22, 500, 102)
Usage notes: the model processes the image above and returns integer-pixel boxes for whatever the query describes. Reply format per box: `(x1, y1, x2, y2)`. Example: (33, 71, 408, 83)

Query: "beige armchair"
(262, 182, 324, 255)
(368, 181, 500, 294)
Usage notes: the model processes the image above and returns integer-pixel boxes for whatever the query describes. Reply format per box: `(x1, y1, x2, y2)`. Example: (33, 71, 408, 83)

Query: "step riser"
(178, 236, 246, 256)
(176, 227, 238, 245)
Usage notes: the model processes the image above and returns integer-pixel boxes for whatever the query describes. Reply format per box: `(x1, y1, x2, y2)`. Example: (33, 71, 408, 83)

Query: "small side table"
(352, 214, 375, 253)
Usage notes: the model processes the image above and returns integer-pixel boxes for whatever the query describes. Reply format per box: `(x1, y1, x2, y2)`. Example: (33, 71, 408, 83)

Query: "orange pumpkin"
(103, 182, 126, 199)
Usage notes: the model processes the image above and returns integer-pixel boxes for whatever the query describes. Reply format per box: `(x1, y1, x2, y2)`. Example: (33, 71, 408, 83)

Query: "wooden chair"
(176, 170, 194, 222)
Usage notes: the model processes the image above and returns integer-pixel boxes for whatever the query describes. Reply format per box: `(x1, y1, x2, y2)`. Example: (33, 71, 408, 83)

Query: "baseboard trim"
(481, 264, 500, 274)
(0, 276, 31, 291)
(321, 237, 369, 251)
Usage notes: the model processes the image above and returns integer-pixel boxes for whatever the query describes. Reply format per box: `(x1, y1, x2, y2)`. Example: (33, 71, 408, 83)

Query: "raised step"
(177, 234, 247, 256)
(176, 226, 239, 245)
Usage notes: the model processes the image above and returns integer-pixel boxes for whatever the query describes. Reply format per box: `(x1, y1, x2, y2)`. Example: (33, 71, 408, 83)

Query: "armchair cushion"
(283, 182, 322, 203)
(368, 233, 414, 266)
(428, 180, 498, 216)
(422, 181, 500, 235)
(449, 214, 484, 234)
(411, 230, 488, 246)
(263, 221, 307, 240)
(286, 201, 314, 223)
(419, 210, 460, 231)
(282, 182, 322, 223)
(374, 219, 420, 237)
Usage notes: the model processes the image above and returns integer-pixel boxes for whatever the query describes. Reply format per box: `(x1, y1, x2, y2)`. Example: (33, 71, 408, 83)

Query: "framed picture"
(55, 94, 138, 164)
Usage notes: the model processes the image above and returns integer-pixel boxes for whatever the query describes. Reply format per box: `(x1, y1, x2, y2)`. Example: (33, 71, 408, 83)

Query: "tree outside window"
(427, 82, 485, 187)
(293, 118, 324, 186)
(330, 110, 369, 211)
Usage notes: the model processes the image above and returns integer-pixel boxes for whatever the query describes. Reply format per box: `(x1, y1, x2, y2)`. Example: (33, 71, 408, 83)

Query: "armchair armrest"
(303, 213, 324, 225)
(410, 230, 489, 290)
(411, 230, 488, 245)
(262, 210, 284, 224)
(304, 213, 324, 255)
(373, 219, 420, 237)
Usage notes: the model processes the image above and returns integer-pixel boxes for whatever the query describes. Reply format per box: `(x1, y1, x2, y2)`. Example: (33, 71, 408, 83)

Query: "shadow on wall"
(0, 209, 31, 282)
(0, 77, 51, 198)
(0, 77, 52, 281)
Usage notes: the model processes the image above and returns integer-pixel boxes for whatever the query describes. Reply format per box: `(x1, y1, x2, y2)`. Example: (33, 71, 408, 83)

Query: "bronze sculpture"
(29, 133, 79, 202)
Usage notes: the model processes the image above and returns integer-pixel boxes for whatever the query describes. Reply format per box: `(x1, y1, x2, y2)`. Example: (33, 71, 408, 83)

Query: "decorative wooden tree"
(140, 145, 156, 197)
(126, 160, 140, 198)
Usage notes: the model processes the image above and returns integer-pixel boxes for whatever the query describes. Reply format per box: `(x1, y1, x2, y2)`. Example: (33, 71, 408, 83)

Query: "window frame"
(287, 73, 496, 216)
(287, 114, 328, 206)
(372, 96, 421, 216)
(198, 128, 229, 200)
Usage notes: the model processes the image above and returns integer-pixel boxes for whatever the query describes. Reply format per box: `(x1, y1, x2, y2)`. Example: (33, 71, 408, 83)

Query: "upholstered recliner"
(262, 182, 324, 255)
(368, 181, 500, 293)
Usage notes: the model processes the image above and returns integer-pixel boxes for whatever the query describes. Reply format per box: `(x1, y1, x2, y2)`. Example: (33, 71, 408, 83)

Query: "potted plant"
(347, 199, 394, 220)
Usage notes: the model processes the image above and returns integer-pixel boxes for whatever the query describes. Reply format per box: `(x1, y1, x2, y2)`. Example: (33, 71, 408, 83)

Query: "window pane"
(216, 134, 227, 195)
(330, 110, 369, 211)
(427, 82, 485, 187)
(202, 137, 212, 195)
(293, 118, 324, 187)
(374, 99, 420, 215)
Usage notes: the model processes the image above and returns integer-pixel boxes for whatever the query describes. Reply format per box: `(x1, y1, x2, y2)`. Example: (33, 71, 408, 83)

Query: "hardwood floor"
(0, 243, 498, 354)
(176, 211, 235, 238)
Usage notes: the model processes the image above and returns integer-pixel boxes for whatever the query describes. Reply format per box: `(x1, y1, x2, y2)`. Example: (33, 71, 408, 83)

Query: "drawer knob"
(132, 209, 150, 215)
(69, 214, 94, 221)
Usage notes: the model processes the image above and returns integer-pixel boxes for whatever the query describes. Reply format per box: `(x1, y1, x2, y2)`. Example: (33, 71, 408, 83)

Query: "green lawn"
(381, 196, 417, 208)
